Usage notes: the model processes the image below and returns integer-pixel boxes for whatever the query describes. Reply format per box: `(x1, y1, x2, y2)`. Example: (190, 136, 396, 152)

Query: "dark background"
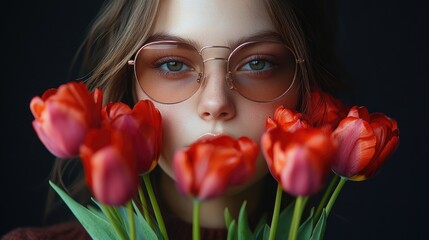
(1, 1, 428, 239)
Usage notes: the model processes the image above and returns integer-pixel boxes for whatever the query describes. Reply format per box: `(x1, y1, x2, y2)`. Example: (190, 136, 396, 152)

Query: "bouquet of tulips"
(30, 81, 399, 240)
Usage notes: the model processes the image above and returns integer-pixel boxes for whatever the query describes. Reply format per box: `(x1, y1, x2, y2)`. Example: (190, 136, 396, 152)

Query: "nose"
(197, 60, 236, 121)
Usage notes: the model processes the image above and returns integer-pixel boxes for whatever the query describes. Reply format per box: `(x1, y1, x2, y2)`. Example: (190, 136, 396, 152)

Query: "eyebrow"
(146, 31, 284, 49)
(229, 31, 284, 48)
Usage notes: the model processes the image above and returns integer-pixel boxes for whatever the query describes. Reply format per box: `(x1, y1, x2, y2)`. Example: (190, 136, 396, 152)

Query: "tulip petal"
(173, 150, 194, 196)
(262, 127, 335, 196)
(332, 118, 376, 178)
(280, 146, 321, 196)
(101, 100, 162, 174)
(307, 88, 349, 130)
(80, 128, 138, 205)
(29, 82, 102, 159)
(33, 102, 88, 158)
(90, 147, 137, 206)
(351, 114, 400, 180)
(173, 135, 258, 200)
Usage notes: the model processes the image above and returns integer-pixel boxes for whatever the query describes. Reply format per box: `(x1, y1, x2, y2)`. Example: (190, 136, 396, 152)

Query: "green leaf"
(253, 214, 268, 239)
(132, 201, 159, 240)
(91, 198, 127, 234)
(275, 201, 295, 240)
(225, 207, 233, 229)
(227, 220, 238, 240)
(237, 201, 254, 240)
(297, 208, 314, 240)
(116, 205, 129, 228)
(87, 204, 106, 220)
(49, 181, 119, 240)
(254, 223, 269, 240)
(262, 225, 271, 240)
(310, 209, 327, 240)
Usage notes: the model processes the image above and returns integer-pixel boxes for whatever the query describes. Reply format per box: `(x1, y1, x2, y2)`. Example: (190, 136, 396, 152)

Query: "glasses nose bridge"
(199, 45, 234, 89)
(199, 45, 231, 63)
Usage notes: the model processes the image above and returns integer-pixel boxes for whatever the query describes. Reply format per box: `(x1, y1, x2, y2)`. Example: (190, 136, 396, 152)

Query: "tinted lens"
(228, 42, 297, 102)
(134, 42, 203, 103)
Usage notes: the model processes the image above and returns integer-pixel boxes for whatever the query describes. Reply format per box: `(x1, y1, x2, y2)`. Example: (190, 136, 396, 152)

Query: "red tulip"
(266, 106, 309, 132)
(306, 88, 349, 131)
(80, 128, 139, 205)
(173, 135, 258, 200)
(102, 100, 162, 174)
(332, 106, 399, 180)
(30, 82, 102, 158)
(261, 127, 336, 196)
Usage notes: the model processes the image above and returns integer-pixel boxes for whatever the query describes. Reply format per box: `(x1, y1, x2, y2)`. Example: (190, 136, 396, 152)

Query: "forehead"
(151, 0, 277, 48)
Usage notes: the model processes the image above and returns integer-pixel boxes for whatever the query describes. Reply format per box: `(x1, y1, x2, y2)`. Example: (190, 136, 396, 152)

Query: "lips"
(182, 133, 226, 148)
(196, 133, 222, 142)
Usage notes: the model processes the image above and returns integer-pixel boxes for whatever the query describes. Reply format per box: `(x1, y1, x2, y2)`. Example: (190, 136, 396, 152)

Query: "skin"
(135, 0, 300, 228)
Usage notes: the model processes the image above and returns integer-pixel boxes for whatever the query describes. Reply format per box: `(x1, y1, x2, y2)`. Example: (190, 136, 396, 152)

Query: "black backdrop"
(2, 1, 428, 239)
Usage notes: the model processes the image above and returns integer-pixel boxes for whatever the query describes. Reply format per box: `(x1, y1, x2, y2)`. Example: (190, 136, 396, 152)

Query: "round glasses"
(129, 40, 303, 104)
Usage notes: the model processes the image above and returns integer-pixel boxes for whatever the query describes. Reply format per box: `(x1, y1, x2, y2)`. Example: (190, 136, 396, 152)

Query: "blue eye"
(159, 61, 192, 72)
(240, 59, 273, 71)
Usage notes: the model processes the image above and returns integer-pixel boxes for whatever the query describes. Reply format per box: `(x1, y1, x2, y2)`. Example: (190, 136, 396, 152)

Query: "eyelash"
(151, 56, 195, 78)
(149, 54, 278, 77)
(237, 55, 277, 71)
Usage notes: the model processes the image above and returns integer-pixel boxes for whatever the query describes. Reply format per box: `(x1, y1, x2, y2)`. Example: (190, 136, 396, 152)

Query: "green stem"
(193, 199, 201, 240)
(325, 177, 347, 216)
(99, 204, 127, 240)
(127, 201, 136, 240)
(100, 203, 123, 226)
(143, 174, 169, 240)
(112, 206, 126, 226)
(268, 184, 283, 240)
(138, 185, 153, 227)
(288, 196, 307, 240)
(314, 175, 339, 226)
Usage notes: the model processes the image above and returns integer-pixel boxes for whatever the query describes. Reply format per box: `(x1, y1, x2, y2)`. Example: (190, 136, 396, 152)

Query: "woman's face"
(136, 0, 300, 192)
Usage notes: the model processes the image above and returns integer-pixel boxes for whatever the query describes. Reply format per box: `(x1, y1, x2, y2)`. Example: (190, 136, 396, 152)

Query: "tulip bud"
(30, 82, 102, 158)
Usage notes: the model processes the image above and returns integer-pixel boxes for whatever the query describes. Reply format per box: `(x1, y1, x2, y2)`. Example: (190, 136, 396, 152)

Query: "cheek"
(155, 103, 199, 180)
(135, 82, 184, 179)
(157, 114, 181, 180)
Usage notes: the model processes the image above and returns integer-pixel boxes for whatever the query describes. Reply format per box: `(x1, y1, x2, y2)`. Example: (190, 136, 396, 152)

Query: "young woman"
(4, 0, 341, 239)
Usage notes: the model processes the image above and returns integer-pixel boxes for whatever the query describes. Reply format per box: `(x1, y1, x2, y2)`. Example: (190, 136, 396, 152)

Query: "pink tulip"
(332, 106, 400, 180)
(30, 82, 102, 158)
(80, 128, 138, 205)
(261, 127, 336, 196)
(102, 100, 162, 174)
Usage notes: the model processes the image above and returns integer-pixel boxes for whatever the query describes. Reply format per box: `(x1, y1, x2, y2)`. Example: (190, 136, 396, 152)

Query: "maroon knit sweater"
(2, 218, 228, 240)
